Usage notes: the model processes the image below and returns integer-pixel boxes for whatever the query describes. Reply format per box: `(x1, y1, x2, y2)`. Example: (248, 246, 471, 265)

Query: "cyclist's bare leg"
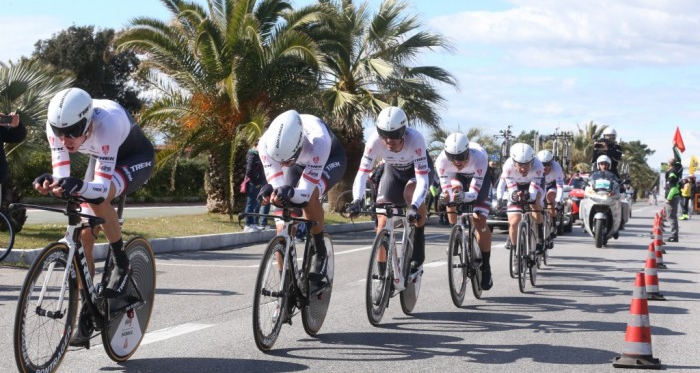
(472, 213, 492, 252)
(303, 188, 324, 234)
(79, 183, 119, 277)
(545, 190, 556, 217)
(446, 204, 457, 225)
(404, 181, 427, 268)
(508, 211, 523, 247)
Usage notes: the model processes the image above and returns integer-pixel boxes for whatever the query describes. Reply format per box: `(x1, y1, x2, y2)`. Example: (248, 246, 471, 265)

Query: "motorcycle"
(579, 171, 627, 248)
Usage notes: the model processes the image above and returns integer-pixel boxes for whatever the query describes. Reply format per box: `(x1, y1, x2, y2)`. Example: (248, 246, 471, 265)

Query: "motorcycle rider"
(591, 127, 623, 178)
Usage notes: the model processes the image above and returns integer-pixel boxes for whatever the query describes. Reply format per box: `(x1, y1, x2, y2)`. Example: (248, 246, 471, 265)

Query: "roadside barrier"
(612, 272, 662, 369)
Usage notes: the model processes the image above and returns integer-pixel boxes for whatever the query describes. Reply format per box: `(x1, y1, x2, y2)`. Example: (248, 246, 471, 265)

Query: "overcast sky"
(2, 0, 699, 170)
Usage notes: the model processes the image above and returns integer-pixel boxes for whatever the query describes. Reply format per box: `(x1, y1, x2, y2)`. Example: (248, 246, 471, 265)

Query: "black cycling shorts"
(376, 156, 435, 207)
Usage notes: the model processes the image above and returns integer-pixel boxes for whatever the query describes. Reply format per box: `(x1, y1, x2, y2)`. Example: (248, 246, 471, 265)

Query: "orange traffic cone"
(612, 272, 662, 369)
(651, 225, 667, 269)
(644, 245, 665, 301)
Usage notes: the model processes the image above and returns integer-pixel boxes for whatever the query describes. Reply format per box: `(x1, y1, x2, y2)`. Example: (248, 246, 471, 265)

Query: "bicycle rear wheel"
(447, 225, 467, 307)
(302, 233, 334, 336)
(102, 237, 156, 362)
(400, 226, 419, 315)
(14, 242, 78, 373)
(517, 222, 528, 293)
(469, 230, 483, 299)
(0, 211, 15, 262)
(253, 236, 288, 351)
(529, 224, 539, 287)
(366, 230, 391, 326)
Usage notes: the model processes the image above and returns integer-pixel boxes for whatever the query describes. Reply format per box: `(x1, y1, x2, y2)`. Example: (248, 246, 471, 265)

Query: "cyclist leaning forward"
(436, 132, 494, 290)
(537, 149, 564, 241)
(348, 106, 434, 284)
(497, 143, 546, 255)
(33, 87, 155, 347)
(257, 110, 347, 279)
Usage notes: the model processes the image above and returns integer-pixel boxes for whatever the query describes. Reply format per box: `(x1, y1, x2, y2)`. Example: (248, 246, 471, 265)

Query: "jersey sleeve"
(80, 121, 122, 199)
(435, 152, 455, 200)
(258, 133, 285, 189)
(47, 122, 71, 179)
(410, 134, 430, 207)
(291, 133, 330, 205)
(352, 133, 380, 202)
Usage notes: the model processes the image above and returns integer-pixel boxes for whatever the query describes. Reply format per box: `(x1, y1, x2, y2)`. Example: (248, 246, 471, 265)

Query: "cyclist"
(497, 143, 545, 254)
(257, 110, 347, 279)
(33, 87, 155, 347)
(436, 133, 494, 290)
(537, 149, 564, 227)
(347, 106, 433, 282)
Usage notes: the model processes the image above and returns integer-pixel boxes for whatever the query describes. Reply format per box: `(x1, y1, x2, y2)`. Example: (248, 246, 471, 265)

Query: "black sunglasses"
(377, 126, 406, 140)
(50, 118, 88, 138)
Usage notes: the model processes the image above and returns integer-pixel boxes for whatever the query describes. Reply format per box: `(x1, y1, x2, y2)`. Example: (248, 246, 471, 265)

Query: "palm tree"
(312, 0, 458, 203)
(114, 0, 327, 213)
(0, 59, 75, 230)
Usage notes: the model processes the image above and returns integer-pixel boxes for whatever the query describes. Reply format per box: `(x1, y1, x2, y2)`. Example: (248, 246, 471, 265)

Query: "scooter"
(579, 170, 625, 248)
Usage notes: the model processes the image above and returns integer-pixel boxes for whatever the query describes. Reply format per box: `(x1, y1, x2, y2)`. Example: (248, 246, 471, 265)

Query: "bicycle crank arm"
(35, 306, 64, 319)
(261, 289, 284, 298)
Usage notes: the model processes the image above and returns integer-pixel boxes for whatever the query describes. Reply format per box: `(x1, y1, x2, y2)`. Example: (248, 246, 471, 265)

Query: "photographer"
(591, 127, 623, 178)
(0, 112, 26, 181)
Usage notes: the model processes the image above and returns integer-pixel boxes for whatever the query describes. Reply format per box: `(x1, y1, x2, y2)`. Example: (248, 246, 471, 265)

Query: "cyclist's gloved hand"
(257, 183, 273, 202)
(57, 177, 86, 198)
(33, 173, 54, 187)
(273, 185, 295, 205)
(347, 199, 362, 218)
(406, 204, 420, 224)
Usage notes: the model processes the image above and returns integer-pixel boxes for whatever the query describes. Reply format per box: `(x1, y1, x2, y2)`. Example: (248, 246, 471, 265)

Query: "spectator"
(664, 158, 682, 242)
(680, 178, 692, 220)
(243, 139, 270, 232)
(0, 111, 27, 230)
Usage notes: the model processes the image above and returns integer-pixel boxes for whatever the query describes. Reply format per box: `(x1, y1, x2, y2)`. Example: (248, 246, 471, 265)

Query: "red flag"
(673, 127, 686, 153)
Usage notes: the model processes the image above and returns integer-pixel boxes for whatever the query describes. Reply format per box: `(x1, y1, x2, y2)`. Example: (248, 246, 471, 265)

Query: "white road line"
(94, 323, 214, 349)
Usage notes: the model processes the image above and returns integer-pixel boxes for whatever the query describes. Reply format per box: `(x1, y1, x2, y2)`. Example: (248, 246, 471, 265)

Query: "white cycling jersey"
(258, 114, 332, 204)
(497, 157, 545, 202)
(435, 142, 488, 202)
(48, 99, 137, 199)
(544, 160, 565, 203)
(352, 127, 430, 207)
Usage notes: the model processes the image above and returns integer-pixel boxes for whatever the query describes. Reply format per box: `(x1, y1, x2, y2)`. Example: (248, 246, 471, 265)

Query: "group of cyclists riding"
(27, 85, 623, 349)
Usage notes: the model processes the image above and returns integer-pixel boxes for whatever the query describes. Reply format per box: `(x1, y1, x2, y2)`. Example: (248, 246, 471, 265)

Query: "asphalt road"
(1, 203, 698, 373)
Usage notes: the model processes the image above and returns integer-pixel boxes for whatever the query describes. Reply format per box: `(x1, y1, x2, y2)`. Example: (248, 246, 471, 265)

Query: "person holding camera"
(0, 112, 27, 183)
(591, 127, 623, 178)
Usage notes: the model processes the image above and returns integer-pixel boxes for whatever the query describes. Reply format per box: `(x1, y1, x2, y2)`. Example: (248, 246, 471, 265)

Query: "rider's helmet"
(597, 155, 611, 168)
(376, 106, 407, 139)
(444, 133, 470, 163)
(602, 127, 617, 142)
(47, 88, 94, 138)
(537, 150, 554, 166)
(266, 109, 304, 163)
(510, 143, 535, 165)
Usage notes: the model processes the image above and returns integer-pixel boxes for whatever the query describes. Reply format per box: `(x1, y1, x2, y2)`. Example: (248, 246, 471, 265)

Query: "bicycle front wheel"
(517, 222, 528, 293)
(0, 211, 15, 262)
(508, 238, 517, 279)
(14, 242, 78, 373)
(302, 233, 334, 336)
(447, 224, 467, 307)
(366, 230, 391, 326)
(102, 237, 156, 362)
(253, 236, 289, 351)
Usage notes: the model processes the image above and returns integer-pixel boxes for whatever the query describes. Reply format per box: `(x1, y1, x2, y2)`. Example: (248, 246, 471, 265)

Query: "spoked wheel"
(366, 230, 391, 326)
(469, 231, 483, 300)
(335, 190, 353, 218)
(517, 223, 528, 293)
(302, 233, 334, 336)
(14, 242, 78, 373)
(447, 225, 467, 307)
(253, 237, 289, 351)
(0, 212, 15, 262)
(103, 237, 156, 362)
(529, 226, 539, 287)
(400, 227, 419, 315)
(508, 238, 517, 279)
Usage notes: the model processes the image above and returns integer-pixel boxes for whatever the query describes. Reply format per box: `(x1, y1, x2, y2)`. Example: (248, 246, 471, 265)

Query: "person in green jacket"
(665, 158, 682, 242)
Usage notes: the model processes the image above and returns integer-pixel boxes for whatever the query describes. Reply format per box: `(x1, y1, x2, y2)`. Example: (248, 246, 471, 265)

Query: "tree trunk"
(205, 152, 229, 213)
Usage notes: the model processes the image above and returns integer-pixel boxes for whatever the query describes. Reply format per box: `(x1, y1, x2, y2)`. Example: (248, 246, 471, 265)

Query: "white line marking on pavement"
(94, 323, 214, 349)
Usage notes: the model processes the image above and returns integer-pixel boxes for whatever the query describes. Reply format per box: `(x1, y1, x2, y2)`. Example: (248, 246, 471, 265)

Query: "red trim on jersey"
(52, 161, 70, 168)
(416, 170, 429, 175)
(268, 171, 283, 180)
(95, 172, 113, 180)
(359, 168, 372, 173)
(302, 173, 319, 184)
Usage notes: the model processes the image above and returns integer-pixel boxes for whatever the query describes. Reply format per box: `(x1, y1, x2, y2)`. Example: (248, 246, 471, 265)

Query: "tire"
(253, 237, 288, 351)
(366, 230, 391, 326)
(400, 227, 418, 315)
(447, 225, 467, 307)
(469, 230, 483, 300)
(102, 237, 156, 362)
(0, 212, 15, 262)
(594, 219, 605, 248)
(529, 226, 538, 287)
(517, 222, 528, 293)
(14, 242, 78, 373)
(335, 190, 353, 218)
(302, 233, 334, 336)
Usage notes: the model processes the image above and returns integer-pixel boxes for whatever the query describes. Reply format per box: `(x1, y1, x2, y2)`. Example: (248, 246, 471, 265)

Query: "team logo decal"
(102, 145, 110, 155)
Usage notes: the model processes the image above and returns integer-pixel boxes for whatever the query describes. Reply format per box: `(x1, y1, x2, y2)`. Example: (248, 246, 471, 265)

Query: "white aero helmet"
(537, 149, 554, 165)
(602, 127, 616, 141)
(376, 106, 407, 139)
(47, 88, 93, 138)
(444, 133, 470, 162)
(597, 154, 611, 166)
(510, 143, 535, 164)
(266, 110, 304, 163)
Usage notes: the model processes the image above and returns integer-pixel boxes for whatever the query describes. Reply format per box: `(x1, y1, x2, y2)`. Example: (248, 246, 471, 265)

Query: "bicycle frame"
(372, 204, 414, 289)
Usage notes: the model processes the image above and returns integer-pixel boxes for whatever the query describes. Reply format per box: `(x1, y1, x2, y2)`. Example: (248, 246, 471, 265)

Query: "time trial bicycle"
(443, 202, 483, 307)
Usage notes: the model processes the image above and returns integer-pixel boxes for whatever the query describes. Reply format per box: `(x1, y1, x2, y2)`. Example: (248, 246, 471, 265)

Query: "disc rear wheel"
(302, 234, 334, 336)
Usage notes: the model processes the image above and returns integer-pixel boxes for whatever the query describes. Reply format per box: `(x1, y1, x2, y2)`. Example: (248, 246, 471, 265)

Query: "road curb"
(4, 221, 377, 266)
